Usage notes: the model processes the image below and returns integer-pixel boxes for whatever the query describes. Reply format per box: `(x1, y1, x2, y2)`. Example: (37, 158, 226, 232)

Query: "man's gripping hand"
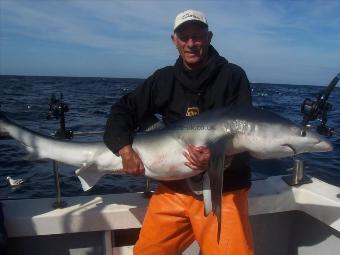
(183, 144, 211, 171)
(118, 145, 145, 176)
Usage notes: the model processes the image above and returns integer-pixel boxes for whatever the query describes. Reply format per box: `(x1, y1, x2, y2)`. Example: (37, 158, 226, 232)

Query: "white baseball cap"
(174, 10, 208, 31)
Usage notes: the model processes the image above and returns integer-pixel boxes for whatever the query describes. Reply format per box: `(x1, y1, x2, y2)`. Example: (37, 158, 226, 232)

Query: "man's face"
(172, 22, 212, 70)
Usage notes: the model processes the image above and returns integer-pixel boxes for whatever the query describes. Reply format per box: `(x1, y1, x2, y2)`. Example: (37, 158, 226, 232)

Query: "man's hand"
(118, 145, 145, 176)
(183, 144, 211, 171)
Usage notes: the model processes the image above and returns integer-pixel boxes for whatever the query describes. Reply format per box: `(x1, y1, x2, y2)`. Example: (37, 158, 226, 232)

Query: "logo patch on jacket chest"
(186, 107, 200, 117)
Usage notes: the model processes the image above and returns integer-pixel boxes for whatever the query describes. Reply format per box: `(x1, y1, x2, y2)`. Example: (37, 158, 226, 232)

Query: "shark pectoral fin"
(75, 163, 104, 191)
(207, 137, 227, 243)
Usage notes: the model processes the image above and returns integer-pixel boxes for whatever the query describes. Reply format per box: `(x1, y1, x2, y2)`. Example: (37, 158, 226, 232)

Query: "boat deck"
(2, 175, 340, 255)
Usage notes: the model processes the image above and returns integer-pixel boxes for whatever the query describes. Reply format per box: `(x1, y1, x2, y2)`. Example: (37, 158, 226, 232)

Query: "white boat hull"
(2, 175, 340, 255)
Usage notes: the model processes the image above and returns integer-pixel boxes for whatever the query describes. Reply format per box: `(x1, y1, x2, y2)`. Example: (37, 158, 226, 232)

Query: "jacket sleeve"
(230, 64, 252, 107)
(103, 72, 160, 154)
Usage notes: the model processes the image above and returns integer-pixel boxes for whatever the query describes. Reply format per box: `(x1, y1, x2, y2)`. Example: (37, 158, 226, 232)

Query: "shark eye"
(300, 130, 307, 137)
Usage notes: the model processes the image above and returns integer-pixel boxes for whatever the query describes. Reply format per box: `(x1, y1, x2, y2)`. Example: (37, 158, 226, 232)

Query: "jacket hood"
(174, 46, 228, 92)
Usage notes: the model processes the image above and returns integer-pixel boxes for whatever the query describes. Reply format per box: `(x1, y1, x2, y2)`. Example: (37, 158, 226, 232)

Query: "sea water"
(0, 75, 339, 199)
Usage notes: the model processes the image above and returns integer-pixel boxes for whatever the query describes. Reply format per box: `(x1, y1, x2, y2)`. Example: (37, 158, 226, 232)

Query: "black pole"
(47, 93, 71, 208)
(59, 108, 66, 133)
(52, 160, 67, 208)
(321, 73, 340, 101)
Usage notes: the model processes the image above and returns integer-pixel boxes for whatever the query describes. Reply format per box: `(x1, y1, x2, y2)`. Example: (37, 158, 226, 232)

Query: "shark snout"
(314, 140, 333, 152)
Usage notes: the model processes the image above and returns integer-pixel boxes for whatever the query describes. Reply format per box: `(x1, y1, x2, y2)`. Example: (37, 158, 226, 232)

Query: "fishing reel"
(47, 93, 73, 139)
(301, 73, 340, 137)
(284, 73, 339, 187)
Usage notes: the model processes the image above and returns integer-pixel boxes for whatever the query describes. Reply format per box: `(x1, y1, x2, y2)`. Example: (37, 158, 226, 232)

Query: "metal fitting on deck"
(282, 159, 313, 186)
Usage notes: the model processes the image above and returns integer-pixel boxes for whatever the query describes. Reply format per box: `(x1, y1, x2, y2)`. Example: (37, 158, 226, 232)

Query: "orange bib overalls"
(134, 184, 253, 255)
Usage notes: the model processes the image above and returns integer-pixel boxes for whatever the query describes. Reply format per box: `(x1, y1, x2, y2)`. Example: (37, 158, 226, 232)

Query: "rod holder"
(52, 160, 67, 208)
(282, 159, 313, 186)
(143, 177, 153, 198)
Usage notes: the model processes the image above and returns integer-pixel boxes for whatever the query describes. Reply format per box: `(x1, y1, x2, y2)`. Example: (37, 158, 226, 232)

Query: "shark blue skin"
(0, 106, 333, 240)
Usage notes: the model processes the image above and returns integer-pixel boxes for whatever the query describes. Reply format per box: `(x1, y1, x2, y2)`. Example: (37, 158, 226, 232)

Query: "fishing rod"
(284, 73, 339, 186)
(301, 72, 340, 137)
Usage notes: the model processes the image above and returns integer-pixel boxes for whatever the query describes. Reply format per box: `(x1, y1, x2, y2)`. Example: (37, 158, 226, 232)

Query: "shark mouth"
(282, 144, 297, 155)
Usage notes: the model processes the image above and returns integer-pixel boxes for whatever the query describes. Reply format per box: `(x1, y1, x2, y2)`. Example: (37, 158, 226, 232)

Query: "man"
(104, 9, 253, 255)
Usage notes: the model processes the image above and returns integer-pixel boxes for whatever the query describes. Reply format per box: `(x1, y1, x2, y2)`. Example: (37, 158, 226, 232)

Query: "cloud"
(0, 0, 339, 84)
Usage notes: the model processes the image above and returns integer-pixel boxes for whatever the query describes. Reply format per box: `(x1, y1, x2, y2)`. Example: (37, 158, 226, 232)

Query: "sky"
(0, 0, 339, 85)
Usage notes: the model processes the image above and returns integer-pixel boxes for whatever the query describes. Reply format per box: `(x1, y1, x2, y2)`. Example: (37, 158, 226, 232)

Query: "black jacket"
(104, 46, 252, 192)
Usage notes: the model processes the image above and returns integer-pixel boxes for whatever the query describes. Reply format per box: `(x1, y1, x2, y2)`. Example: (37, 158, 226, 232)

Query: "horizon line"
(0, 74, 331, 87)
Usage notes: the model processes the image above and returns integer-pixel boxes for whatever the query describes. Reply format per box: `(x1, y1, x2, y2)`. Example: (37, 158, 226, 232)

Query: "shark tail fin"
(0, 110, 10, 137)
(75, 163, 105, 191)
(0, 109, 6, 120)
(0, 109, 11, 123)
